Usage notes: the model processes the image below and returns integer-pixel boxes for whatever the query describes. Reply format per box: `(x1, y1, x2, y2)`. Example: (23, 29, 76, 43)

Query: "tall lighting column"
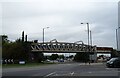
(90, 30, 93, 62)
(90, 30, 92, 52)
(116, 27, 120, 51)
(81, 23, 90, 64)
(116, 29, 118, 50)
(81, 23, 90, 51)
(43, 27, 49, 45)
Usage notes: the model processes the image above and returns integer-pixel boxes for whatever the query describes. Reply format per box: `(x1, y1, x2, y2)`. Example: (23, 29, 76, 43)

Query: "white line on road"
(106, 68, 110, 70)
(88, 72, 92, 73)
(70, 72, 74, 76)
(66, 64, 72, 65)
(45, 72, 56, 77)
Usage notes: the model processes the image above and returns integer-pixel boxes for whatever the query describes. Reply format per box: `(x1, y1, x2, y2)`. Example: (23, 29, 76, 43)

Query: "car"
(106, 57, 120, 68)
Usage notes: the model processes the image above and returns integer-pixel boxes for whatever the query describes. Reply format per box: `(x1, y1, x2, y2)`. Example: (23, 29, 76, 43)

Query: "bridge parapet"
(31, 41, 97, 53)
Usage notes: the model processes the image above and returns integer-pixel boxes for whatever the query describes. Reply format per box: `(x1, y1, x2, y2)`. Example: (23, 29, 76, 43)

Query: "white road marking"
(54, 74, 58, 76)
(106, 68, 110, 70)
(88, 72, 92, 73)
(45, 72, 56, 77)
(66, 64, 72, 65)
(70, 72, 74, 76)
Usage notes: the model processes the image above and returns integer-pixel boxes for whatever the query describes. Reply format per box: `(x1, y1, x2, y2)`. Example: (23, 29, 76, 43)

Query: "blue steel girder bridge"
(31, 40, 97, 53)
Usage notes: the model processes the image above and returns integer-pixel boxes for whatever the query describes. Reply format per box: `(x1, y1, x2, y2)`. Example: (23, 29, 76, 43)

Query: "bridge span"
(31, 40, 113, 54)
(31, 40, 97, 53)
(30, 40, 113, 62)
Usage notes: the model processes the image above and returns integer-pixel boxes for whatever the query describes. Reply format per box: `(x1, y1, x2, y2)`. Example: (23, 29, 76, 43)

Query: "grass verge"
(2, 62, 56, 68)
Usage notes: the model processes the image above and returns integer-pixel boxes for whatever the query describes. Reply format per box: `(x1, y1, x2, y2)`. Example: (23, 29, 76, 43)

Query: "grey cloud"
(2, 1, 118, 49)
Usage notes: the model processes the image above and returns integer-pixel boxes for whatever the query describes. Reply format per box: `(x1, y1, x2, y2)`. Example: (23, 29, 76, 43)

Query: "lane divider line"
(70, 72, 74, 76)
(45, 72, 56, 77)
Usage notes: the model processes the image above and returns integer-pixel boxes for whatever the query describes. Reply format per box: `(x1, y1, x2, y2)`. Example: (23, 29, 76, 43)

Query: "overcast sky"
(1, 0, 120, 49)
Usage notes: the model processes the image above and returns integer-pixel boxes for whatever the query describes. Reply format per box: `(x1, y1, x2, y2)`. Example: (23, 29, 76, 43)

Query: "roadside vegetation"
(1, 34, 45, 64)
(2, 62, 55, 68)
(1, 34, 69, 66)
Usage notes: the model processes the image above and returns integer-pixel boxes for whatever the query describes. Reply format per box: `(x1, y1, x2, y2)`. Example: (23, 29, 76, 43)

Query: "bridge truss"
(31, 40, 97, 53)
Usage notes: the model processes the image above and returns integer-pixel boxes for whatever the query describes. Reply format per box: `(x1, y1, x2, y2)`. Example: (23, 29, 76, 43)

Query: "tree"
(1, 35, 9, 45)
(2, 36, 31, 63)
(50, 54, 59, 62)
(69, 55, 74, 58)
(2, 35, 11, 59)
(2, 41, 29, 61)
(74, 52, 89, 62)
(59, 55, 64, 59)
(32, 52, 45, 63)
(111, 49, 120, 58)
(2, 42, 12, 59)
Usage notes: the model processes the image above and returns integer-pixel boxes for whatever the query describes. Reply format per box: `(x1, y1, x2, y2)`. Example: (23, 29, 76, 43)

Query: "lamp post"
(90, 30, 93, 63)
(116, 29, 118, 50)
(81, 23, 90, 51)
(90, 30, 93, 53)
(116, 27, 120, 50)
(43, 27, 49, 44)
(81, 23, 90, 64)
(81, 23, 89, 48)
(90, 30, 92, 47)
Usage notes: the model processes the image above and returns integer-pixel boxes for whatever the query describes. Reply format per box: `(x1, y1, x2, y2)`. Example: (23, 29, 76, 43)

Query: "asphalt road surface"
(2, 62, 120, 78)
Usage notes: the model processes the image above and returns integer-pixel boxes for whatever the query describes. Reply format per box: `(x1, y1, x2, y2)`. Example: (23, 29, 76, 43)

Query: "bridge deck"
(31, 42, 97, 53)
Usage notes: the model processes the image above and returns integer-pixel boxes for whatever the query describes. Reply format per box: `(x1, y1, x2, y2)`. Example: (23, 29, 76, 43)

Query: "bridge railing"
(31, 42, 97, 53)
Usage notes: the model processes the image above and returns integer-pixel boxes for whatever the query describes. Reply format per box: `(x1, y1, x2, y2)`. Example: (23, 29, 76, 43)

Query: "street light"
(90, 30, 93, 63)
(81, 23, 90, 64)
(43, 27, 50, 44)
(116, 29, 118, 50)
(116, 27, 120, 50)
(90, 30, 92, 47)
(81, 23, 90, 51)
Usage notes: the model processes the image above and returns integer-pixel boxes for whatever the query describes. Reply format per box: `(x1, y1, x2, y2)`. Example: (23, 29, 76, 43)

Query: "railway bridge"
(30, 39, 113, 62)
(31, 39, 97, 53)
